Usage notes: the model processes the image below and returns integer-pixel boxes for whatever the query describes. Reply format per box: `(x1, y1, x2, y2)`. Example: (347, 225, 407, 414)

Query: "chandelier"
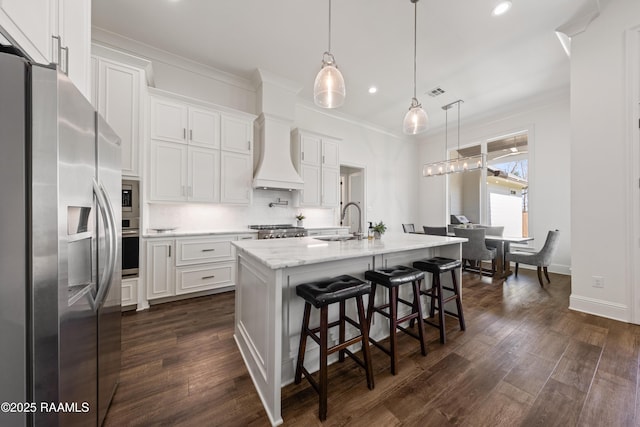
(422, 100, 485, 177)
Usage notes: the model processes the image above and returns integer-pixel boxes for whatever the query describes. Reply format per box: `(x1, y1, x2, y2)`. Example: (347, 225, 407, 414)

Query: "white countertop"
(143, 228, 258, 238)
(232, 232, 467, 269)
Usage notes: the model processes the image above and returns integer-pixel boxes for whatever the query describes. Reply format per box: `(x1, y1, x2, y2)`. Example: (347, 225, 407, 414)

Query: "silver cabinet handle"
(51, 35, 61, 65)
(188, 186, 193, 197)
(168, 245, 172, 257)
(183, 128, 186, 139)
(201, 249, 216, 252)
(61, 45, 69, 75)
(322, 155, 325, 164)
(301, 152, 304, 161)
(202, 275, 215, 280)
(190, 129, 193, 140)
(247, 140, 251, 150)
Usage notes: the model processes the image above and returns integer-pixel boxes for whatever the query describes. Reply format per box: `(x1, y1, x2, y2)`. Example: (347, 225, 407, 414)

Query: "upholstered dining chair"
(402, 224, 415, 233)
(422, 226, 447, 236)
(478, 225, 504, 250)
(453, 227, 497, 276)
(505, 229, 560, 287)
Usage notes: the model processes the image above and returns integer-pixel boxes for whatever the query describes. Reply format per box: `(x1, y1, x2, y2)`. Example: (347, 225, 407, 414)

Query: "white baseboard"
(569, 294, 630, 322)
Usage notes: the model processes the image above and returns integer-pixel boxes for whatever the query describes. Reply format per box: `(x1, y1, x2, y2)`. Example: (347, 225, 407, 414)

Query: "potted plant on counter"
(295, 213, 305, 227)
(372, 221, 387, 239)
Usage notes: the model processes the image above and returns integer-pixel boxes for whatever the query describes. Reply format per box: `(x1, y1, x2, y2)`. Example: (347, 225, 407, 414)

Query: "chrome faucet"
(341, 202, 363, 240)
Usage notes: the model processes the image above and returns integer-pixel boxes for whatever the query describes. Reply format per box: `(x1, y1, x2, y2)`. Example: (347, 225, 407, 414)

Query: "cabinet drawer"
(175, 262, 234, 295)
(122, 277, 138, 307)
(176, 238, 233, 265)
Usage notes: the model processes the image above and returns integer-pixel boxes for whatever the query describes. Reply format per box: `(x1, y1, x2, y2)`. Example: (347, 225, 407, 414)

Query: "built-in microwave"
(122, 180, 139, 218)
(122, 179, 139, 278)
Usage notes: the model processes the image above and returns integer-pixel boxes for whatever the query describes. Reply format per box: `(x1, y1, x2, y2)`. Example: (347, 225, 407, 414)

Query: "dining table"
(482, 234, 534, 278)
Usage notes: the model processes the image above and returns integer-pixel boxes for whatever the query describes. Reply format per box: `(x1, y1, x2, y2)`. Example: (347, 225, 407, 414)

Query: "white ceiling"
(91, 0, 588, 136)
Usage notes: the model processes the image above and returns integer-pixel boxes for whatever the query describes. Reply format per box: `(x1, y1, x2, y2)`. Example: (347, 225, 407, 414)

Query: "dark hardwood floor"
(104, 270, 640, 426)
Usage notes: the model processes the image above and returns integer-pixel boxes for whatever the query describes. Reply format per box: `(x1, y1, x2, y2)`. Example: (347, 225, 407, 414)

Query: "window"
(447, 132, 529, 237)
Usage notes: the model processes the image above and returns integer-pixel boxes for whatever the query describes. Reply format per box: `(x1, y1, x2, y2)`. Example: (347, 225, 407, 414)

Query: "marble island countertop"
(232, 232, 467, 269)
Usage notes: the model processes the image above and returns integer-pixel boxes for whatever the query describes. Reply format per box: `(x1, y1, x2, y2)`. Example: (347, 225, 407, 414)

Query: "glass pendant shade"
(314, 54, 345, 108)
(403, 98, 429, 135)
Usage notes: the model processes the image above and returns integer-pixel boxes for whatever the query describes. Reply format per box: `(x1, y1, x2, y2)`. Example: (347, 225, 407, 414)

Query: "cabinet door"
(146, 240, 175, 300)
(0, 0, 54, 63)
(150, 97, 188, 143)
(300, 133, 322, 166)
(189, 107, 220, 148)
(99, 59, 141, 176)
(121, 277, 138, 308)
(321, 167, 340, 207)
(299, 164, 321, 207)
(58, 0, 91, 98)
(322, 138, 340, 168)
(220, 151, 252, 205)
(188, 146, 219, 203)
(221, 115, 252, 153)
(149, 140, 188, 201)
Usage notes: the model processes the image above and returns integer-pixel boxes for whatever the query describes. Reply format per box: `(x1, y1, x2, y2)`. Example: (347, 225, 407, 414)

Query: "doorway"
(340, 165, 366, 235)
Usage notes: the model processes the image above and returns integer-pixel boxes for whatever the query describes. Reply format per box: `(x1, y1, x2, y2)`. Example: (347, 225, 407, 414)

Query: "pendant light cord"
(328, 0, 332, 53)
(412, 0, 417, 100)
(457, 100, 461, 160)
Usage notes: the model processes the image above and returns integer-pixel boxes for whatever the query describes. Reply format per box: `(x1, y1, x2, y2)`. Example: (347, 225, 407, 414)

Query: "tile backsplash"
(146, 189, 338, 232)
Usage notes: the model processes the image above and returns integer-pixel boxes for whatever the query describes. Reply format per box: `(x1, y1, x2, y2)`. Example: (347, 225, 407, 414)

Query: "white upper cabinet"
(92, 46, 150, 177)
(150, 97, 221, 148)
(1, 0, 91, 98)
(221, 115, 252, 153)
(292, 129, 340, 208)
(151, 98, 189, 143)
(189, 146, 220, 203)
(1, 0, 55, 64)
(148, 90, 255, 205)
(189, 108, 220, 148)
(220, 151, 252, 205)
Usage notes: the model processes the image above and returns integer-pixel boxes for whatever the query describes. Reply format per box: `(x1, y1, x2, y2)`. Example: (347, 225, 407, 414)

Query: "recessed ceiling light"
(368, 86, 378, 94)
(492, 1, 512, 16)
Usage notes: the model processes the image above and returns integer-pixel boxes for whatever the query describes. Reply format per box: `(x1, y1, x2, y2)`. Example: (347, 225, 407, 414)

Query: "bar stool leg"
(366, 283, 377, 331)
(319, 305, 329, 421)
(412, 279, 428, 355)
(451, 270, 466, 331)
(294, 302, 312, 384)
(434, 274, 446, 344)
(338, 300, 346, 363)
(356, 295, 375, 390)
(389, 286, 398, 375)
(429, 275, 437, 319)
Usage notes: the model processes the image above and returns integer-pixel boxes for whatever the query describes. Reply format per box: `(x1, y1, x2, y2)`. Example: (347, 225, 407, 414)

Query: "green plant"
(372, 221, 387, 234)
(295, 213, 306, 221)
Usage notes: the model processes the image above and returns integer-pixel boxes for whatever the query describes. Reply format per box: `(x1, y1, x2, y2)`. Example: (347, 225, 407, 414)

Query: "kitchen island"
(232, 232, 466, 426)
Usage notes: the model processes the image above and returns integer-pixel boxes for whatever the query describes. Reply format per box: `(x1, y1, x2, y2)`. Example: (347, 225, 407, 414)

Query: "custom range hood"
(252, 69, 304, 191)
(253, 114, 304, 190)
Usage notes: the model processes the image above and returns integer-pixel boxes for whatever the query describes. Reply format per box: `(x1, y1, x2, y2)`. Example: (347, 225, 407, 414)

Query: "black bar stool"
(365, 265, 427, 375)
(294, 275, 374, 421)
(413, 257, 465, 344)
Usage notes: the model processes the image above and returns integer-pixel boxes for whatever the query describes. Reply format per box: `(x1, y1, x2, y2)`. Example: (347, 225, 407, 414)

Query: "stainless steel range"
(249, 224, 308, 239)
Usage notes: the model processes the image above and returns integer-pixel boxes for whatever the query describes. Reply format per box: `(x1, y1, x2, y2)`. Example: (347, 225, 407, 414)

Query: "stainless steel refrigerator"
(0, 51, 122, 426)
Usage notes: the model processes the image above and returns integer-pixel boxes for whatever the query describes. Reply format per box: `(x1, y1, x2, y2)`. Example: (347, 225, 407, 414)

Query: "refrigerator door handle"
(93, 179, 116, 309)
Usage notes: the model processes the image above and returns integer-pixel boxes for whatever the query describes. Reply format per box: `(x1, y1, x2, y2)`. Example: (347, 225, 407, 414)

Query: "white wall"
(418, 92, 571, 275)
(93, 29, 419, 234)
(569, 0, 640, 322)
(295, 105, 419, 233)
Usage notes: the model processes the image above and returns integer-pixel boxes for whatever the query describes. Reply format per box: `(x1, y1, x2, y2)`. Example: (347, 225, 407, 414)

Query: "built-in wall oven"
(122, 180, 139, 277)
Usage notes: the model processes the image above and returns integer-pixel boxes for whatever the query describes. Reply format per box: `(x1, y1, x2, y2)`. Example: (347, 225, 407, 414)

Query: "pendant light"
(402, 0, 428, 135)
(314, 0, 346, 109)
(422, 99, 485, 177)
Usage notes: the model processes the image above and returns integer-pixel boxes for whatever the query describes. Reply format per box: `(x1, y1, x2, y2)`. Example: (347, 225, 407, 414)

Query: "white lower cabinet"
(146, 234, 254, 302)
(146, 239, 175, 300)
(176, 262, 234, 295)
(121, 277, 138, 308)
